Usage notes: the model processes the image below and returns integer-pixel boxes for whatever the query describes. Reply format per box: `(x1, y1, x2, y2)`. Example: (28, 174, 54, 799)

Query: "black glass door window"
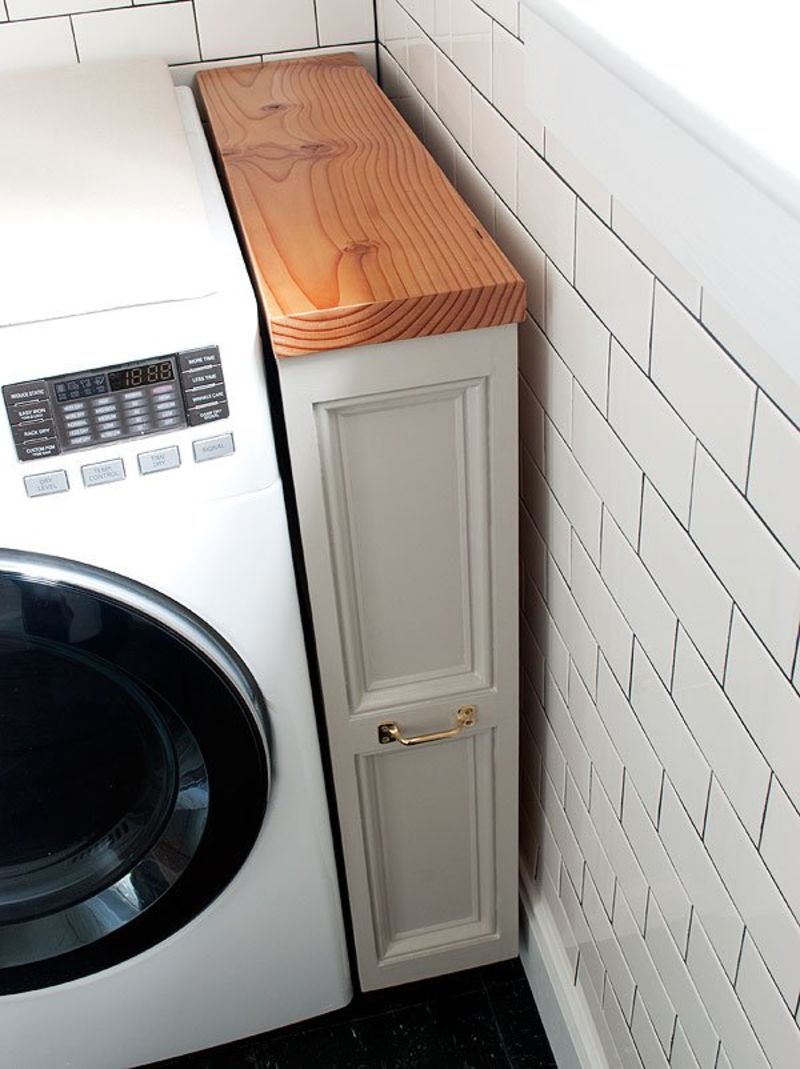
(0, 552, 269, 994)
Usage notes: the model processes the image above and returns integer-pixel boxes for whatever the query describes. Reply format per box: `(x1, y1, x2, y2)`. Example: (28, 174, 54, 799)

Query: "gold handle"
(378, 705, 477, 747)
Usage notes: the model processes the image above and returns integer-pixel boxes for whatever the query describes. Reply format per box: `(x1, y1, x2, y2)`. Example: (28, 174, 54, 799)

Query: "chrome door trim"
(0, 548, 271, 968)
(0, 548, 270, 750)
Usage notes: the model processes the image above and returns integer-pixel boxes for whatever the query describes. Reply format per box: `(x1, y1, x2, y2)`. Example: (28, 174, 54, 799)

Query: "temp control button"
(82, 458, 125, 488)
(24, 469, 69, 497)
(138, 445, 180, 476)
(193, 433, 235, 464)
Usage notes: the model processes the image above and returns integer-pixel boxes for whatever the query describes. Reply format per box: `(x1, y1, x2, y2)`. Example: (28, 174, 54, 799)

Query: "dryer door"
(0, 551, 270, 994)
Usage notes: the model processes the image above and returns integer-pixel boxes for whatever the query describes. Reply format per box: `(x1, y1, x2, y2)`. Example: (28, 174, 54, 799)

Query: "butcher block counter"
(197, 53, 524, 356)
(199, 54, 524, 991)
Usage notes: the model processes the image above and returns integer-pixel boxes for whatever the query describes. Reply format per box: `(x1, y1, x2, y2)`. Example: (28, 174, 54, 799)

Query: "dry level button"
(193, 433, 234, 463)
(24, 470, 69, 498)
(138, 445, 180, 476)
(82, 458, 125, 488)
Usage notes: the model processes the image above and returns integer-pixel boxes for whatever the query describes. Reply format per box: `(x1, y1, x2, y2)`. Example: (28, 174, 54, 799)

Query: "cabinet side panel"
(316, 379, 492, 712)
(356, 730, 497, 961)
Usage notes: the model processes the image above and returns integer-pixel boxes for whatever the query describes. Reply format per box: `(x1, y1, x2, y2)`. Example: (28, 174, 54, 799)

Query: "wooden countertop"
(198, 54, 525, 357)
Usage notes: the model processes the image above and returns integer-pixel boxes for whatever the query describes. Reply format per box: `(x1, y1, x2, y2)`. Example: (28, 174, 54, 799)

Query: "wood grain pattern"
(198, 54, 525, 357)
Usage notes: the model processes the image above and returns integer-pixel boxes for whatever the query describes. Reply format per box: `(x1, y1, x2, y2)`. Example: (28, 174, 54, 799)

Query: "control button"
(68, 434, 92, 446)
(186, 384, 226, 408)
(62, 402, 88, 414)
(182, 365, 224, 390)
(24, 469, 69, 497)
(122, 390, 144, 402)
(95, 412, 120, 424)
(187, 401, 229, 427)
(65, 418, 89, 430)
(82, 458, 125, 488)
(12, 419, 55, 444)
(154, 400, 178, 413)
(8, 400, 52, 425)
(3, 380, 47, 406)
(17, 438, 60, 462)
(99, 428, 123, 440)
(152, 383, 177, 396)
(138, 445, 180, 476)
(178, 346, 220, 372)
(193, 433, 235, 464)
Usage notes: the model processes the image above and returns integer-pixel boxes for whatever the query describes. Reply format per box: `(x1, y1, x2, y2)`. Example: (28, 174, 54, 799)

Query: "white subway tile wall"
(0, 0, 376, 77)
(374, 3, 800, 1068)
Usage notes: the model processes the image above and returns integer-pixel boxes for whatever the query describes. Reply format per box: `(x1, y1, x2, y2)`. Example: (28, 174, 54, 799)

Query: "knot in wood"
(261, 101, 289, 114)
(343, 240, 377, 255)
(300, 142, 331, 156)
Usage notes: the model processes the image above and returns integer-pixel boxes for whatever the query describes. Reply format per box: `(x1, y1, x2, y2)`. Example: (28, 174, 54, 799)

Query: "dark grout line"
(479, 973, 518, 1068)
(646, 276, 656, 374)
(68, 14, 79, 62)
(189, 0, 202, 64)
(757, 773, 773, 851)
(744, 389, 760, 496)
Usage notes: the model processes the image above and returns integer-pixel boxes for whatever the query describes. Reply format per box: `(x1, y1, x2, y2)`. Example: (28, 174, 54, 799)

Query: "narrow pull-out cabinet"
(199, 54, 526, 989)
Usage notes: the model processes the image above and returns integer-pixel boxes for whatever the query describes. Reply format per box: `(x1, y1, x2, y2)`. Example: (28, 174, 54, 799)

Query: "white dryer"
(0, 60, 351, 1068)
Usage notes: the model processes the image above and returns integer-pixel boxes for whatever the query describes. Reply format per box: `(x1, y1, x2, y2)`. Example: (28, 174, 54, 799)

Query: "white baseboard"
(518, 880, 612, 1069)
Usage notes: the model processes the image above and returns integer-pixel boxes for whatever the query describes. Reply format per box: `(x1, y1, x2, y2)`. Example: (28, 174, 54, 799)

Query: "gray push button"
(24, 470, 69, 497)
(17, 439, 60, 462)
(186, 384, 227, 408)
(193, 433, 235, 463)
(4, 380, 48, 406)
(187, 401, 230, 427)
(82, 458, 125, 488)
(138, 444, 180, 475)
(178, 346, 220, 372)
(12, 420, 55, 444)
(9, 400, 52, 425)
(182, 365, 224, 390)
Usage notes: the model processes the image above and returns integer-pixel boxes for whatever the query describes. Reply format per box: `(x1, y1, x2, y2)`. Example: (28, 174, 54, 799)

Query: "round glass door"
(0, 552, 270, 994)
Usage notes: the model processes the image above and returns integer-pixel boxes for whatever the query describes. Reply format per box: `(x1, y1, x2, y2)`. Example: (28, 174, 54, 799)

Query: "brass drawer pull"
(378, 705, 477, 747)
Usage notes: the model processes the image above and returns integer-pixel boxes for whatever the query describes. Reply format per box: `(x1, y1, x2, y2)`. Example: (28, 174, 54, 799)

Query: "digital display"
(54, 375, 108, 402)
(108, 360, 175, 393)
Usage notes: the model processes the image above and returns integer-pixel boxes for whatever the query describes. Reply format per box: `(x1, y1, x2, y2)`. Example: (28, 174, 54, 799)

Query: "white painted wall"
(0, 0, 376, 81)
(376, 3, 800, 1069)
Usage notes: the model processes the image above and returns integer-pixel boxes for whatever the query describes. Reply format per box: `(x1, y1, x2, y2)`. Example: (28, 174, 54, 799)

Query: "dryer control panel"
(3, 346, 228, 462)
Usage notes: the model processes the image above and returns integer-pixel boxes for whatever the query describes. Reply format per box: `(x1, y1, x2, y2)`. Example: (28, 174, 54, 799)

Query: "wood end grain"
(198, 55, 525, 357)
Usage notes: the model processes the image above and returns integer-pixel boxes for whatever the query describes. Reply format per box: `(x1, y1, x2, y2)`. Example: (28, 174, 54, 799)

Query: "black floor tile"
(479, 958, 528, 989)
(144, 958, 556, 1069)
(484, 978, 557, 1069)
